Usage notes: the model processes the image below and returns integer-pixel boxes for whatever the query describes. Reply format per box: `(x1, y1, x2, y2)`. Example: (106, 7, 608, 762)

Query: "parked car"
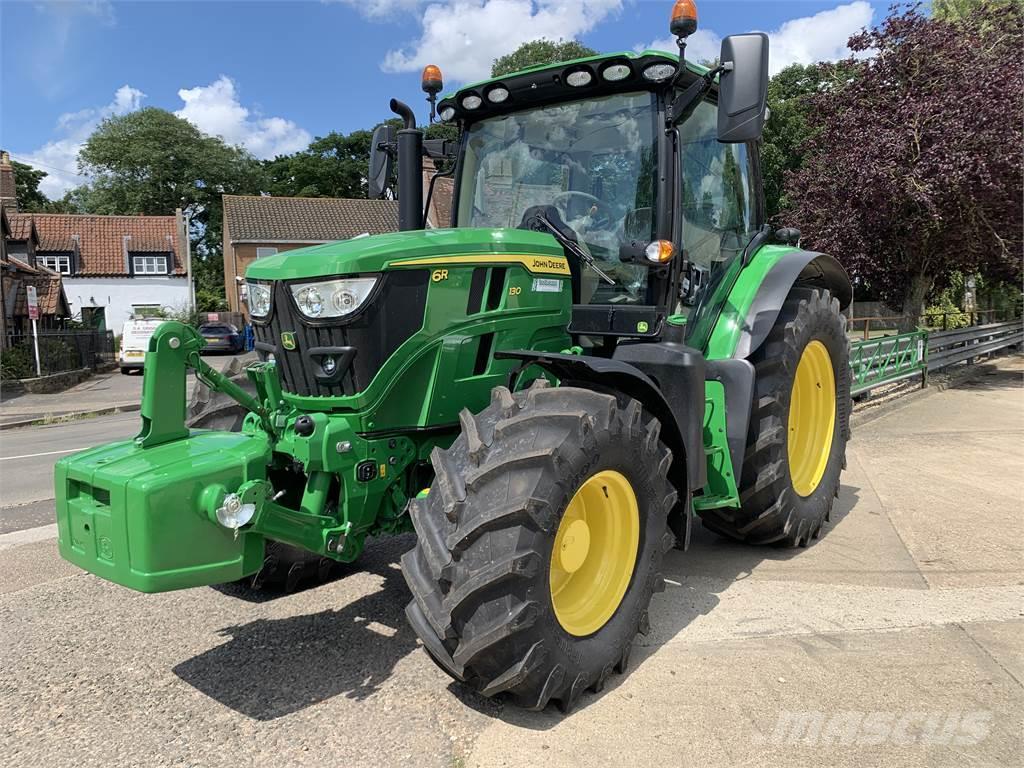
(119, 318, 164, 374)
(198, 323, 244, 354)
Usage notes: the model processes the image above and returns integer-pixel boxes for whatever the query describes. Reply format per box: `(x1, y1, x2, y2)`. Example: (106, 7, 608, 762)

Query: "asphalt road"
(1, 356, 1021, 768)
(0, 412, 139, 511)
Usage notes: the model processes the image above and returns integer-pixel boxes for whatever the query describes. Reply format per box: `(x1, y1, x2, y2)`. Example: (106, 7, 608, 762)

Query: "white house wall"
(64, 276, 189, 330)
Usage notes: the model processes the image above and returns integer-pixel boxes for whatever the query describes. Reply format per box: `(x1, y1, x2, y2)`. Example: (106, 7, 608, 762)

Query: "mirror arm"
(422, 164, 456, 229)
(668, 62, 732, 126)
(422, 138, 458, 160)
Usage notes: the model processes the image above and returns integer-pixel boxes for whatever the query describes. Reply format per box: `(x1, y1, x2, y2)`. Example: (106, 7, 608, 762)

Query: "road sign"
(26, 285, 39, 321)
(26, 286, 42, 377)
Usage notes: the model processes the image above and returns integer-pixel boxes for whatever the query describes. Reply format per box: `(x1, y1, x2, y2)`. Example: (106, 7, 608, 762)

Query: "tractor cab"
(372, 31, 770, 351)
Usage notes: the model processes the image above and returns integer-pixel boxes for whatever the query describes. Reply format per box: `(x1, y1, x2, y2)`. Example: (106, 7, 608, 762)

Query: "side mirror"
(717, 33, 769, 143)
(368, 124, 396, 199)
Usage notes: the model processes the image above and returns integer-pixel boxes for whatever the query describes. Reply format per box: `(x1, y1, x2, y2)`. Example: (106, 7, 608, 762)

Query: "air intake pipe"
(390, 99, 424, 231)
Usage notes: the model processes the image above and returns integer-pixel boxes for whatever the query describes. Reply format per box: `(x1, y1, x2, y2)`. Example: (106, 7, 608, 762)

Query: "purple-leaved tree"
(786, 5, 1023, 328)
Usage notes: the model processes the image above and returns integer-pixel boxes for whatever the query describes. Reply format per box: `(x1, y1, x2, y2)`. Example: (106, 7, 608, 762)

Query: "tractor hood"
(245, 227, 565, 281)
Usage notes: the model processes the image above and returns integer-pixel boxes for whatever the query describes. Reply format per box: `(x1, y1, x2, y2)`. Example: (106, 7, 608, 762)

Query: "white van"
(119, 318, 164, 374)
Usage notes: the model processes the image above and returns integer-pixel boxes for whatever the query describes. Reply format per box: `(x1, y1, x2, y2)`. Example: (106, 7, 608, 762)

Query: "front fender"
(495, 347, 706, 493)
(706, 248, 852, 361)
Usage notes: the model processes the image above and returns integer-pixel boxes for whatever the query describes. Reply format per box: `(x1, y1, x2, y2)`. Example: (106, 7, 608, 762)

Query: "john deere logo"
(281, 332, 297, 350)
(636, 321, 650, 333)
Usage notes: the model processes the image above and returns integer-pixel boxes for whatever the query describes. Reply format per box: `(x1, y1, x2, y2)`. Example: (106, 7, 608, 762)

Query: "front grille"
(253, 271, 428, 397)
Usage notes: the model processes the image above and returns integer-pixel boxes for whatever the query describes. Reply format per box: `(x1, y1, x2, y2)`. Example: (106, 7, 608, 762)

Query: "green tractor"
(55, 2, 852, 712)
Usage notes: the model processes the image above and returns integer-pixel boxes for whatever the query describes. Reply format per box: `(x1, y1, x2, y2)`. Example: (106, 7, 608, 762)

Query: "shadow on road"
(950, 356, 1023, 391)
(175, 485, 861, 724)
(173, 537, 419, 721)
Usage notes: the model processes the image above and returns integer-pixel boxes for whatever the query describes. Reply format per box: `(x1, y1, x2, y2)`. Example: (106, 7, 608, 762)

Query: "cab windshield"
(456, 91, 658, 305)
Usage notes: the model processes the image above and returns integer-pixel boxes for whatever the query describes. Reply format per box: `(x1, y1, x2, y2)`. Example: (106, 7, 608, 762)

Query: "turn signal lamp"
(670, 0, 698, 38)
(421, 64, 444, 95)
(645, 240, 676, 264)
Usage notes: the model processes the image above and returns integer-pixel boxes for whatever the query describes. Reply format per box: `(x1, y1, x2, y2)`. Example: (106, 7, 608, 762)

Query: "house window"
(256, 247, 278, 258)
(132, 255, 169, 275)
(132, 304, 163, 318)
(39, 255, 72, 274)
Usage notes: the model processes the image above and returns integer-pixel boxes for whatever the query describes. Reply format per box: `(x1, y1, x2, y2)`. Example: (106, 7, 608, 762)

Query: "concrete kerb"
(0, 403, 142, 431)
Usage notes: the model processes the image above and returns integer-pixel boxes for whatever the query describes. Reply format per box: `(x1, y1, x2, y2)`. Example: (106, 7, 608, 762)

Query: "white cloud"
(638, 1, 874, 76)
(325, 0, 426, 18)
(15, 76, 312, 199)
(642, 29, 721, 67)
(174, 76, 312, 159)
(14, 85, 145, 198)
(380, 0, 622, 82)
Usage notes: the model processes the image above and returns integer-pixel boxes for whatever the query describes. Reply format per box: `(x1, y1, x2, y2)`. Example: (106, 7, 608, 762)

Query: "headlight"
(289, 277, 378, 320)
(247, 281, 272, 318)
(642, 63, 676, 82)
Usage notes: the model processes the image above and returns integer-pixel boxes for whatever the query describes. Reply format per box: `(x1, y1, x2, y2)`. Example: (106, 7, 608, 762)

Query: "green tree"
(759, 62, 858, 220)
(8, 160, 82, 213)
(264, 128, 380, 199)
(77, 108, 265, 299)
(265, 119, 459, 199)
(11, 160, 50, 211)
(932, 0, 1017, 21)
(491, 39, 598, 77)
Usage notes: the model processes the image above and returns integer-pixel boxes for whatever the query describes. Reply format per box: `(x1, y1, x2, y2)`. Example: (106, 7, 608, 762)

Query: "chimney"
(0, 151, 17, 212)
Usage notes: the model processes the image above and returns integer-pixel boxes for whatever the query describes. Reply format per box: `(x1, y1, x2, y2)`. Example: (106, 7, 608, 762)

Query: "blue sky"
(1, 0, 886, 198)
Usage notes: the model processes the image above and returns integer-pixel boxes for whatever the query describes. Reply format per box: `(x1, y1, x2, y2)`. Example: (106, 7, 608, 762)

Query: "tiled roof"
(1, 258, 68, 316)
(223, 195, 399, 243)
(29, 214, 184, 276)
(7, 213, 37, 243)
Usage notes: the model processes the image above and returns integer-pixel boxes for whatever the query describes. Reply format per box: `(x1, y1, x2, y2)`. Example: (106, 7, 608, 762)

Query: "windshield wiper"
(535, 214, 616, 286)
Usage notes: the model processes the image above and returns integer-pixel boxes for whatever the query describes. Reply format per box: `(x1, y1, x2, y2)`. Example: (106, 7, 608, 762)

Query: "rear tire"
(402, 381, 676, 712)
(186, 356, 338, 592)
(698, 287, 851, 546)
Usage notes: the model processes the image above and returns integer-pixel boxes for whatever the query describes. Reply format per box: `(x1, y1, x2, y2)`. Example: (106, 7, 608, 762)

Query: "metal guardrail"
(850, 330, 928, 396)
(849, 319, 1022, 396)
(927, 321, 1023, 372)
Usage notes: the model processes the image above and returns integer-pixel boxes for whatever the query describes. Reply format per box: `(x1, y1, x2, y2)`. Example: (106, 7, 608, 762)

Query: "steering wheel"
(552, 191, 605, 224)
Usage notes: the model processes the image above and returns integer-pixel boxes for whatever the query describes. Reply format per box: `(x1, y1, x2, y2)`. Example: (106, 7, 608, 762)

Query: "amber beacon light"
(422, 64, 444, 122)
(421, 65, 444, 94)
(670, 0, 698, 39)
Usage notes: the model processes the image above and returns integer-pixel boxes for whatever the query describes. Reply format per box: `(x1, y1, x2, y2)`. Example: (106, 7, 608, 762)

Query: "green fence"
(849, 330, 928, 396)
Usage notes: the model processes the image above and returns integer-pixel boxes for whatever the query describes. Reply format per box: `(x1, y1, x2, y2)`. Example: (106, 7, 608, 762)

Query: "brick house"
(221, 194, 399, 315)
(24, 213, 188, 330)
(1, 206, 71, 339)
(0, 154, 188, 331)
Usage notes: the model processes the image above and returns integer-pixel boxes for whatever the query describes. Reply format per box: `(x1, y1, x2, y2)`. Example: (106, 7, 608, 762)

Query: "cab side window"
(678, 100, 758, 279)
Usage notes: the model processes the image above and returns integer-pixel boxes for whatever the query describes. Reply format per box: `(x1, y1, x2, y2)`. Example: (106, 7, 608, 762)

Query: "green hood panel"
(245, 227, 564, 281)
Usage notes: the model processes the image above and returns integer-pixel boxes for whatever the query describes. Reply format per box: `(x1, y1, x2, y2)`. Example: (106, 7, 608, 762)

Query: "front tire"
(699, 287, 851, 546)
(402, 382, 676, 712)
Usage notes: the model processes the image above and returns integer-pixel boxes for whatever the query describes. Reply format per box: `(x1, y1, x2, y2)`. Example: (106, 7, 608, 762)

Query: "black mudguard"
(736, 251, 852, 360)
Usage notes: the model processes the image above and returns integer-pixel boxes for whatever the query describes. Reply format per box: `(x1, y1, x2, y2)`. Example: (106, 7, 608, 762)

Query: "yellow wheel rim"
(787, 340, 837, 497)
(550, 470, 640, 636)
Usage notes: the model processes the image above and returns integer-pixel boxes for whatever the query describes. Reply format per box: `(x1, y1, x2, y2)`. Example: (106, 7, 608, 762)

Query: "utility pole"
(177, 208, 195, 315)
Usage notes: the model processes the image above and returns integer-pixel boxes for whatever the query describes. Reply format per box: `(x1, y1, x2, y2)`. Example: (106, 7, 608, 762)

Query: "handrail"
(848, 318, 1022, 397)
